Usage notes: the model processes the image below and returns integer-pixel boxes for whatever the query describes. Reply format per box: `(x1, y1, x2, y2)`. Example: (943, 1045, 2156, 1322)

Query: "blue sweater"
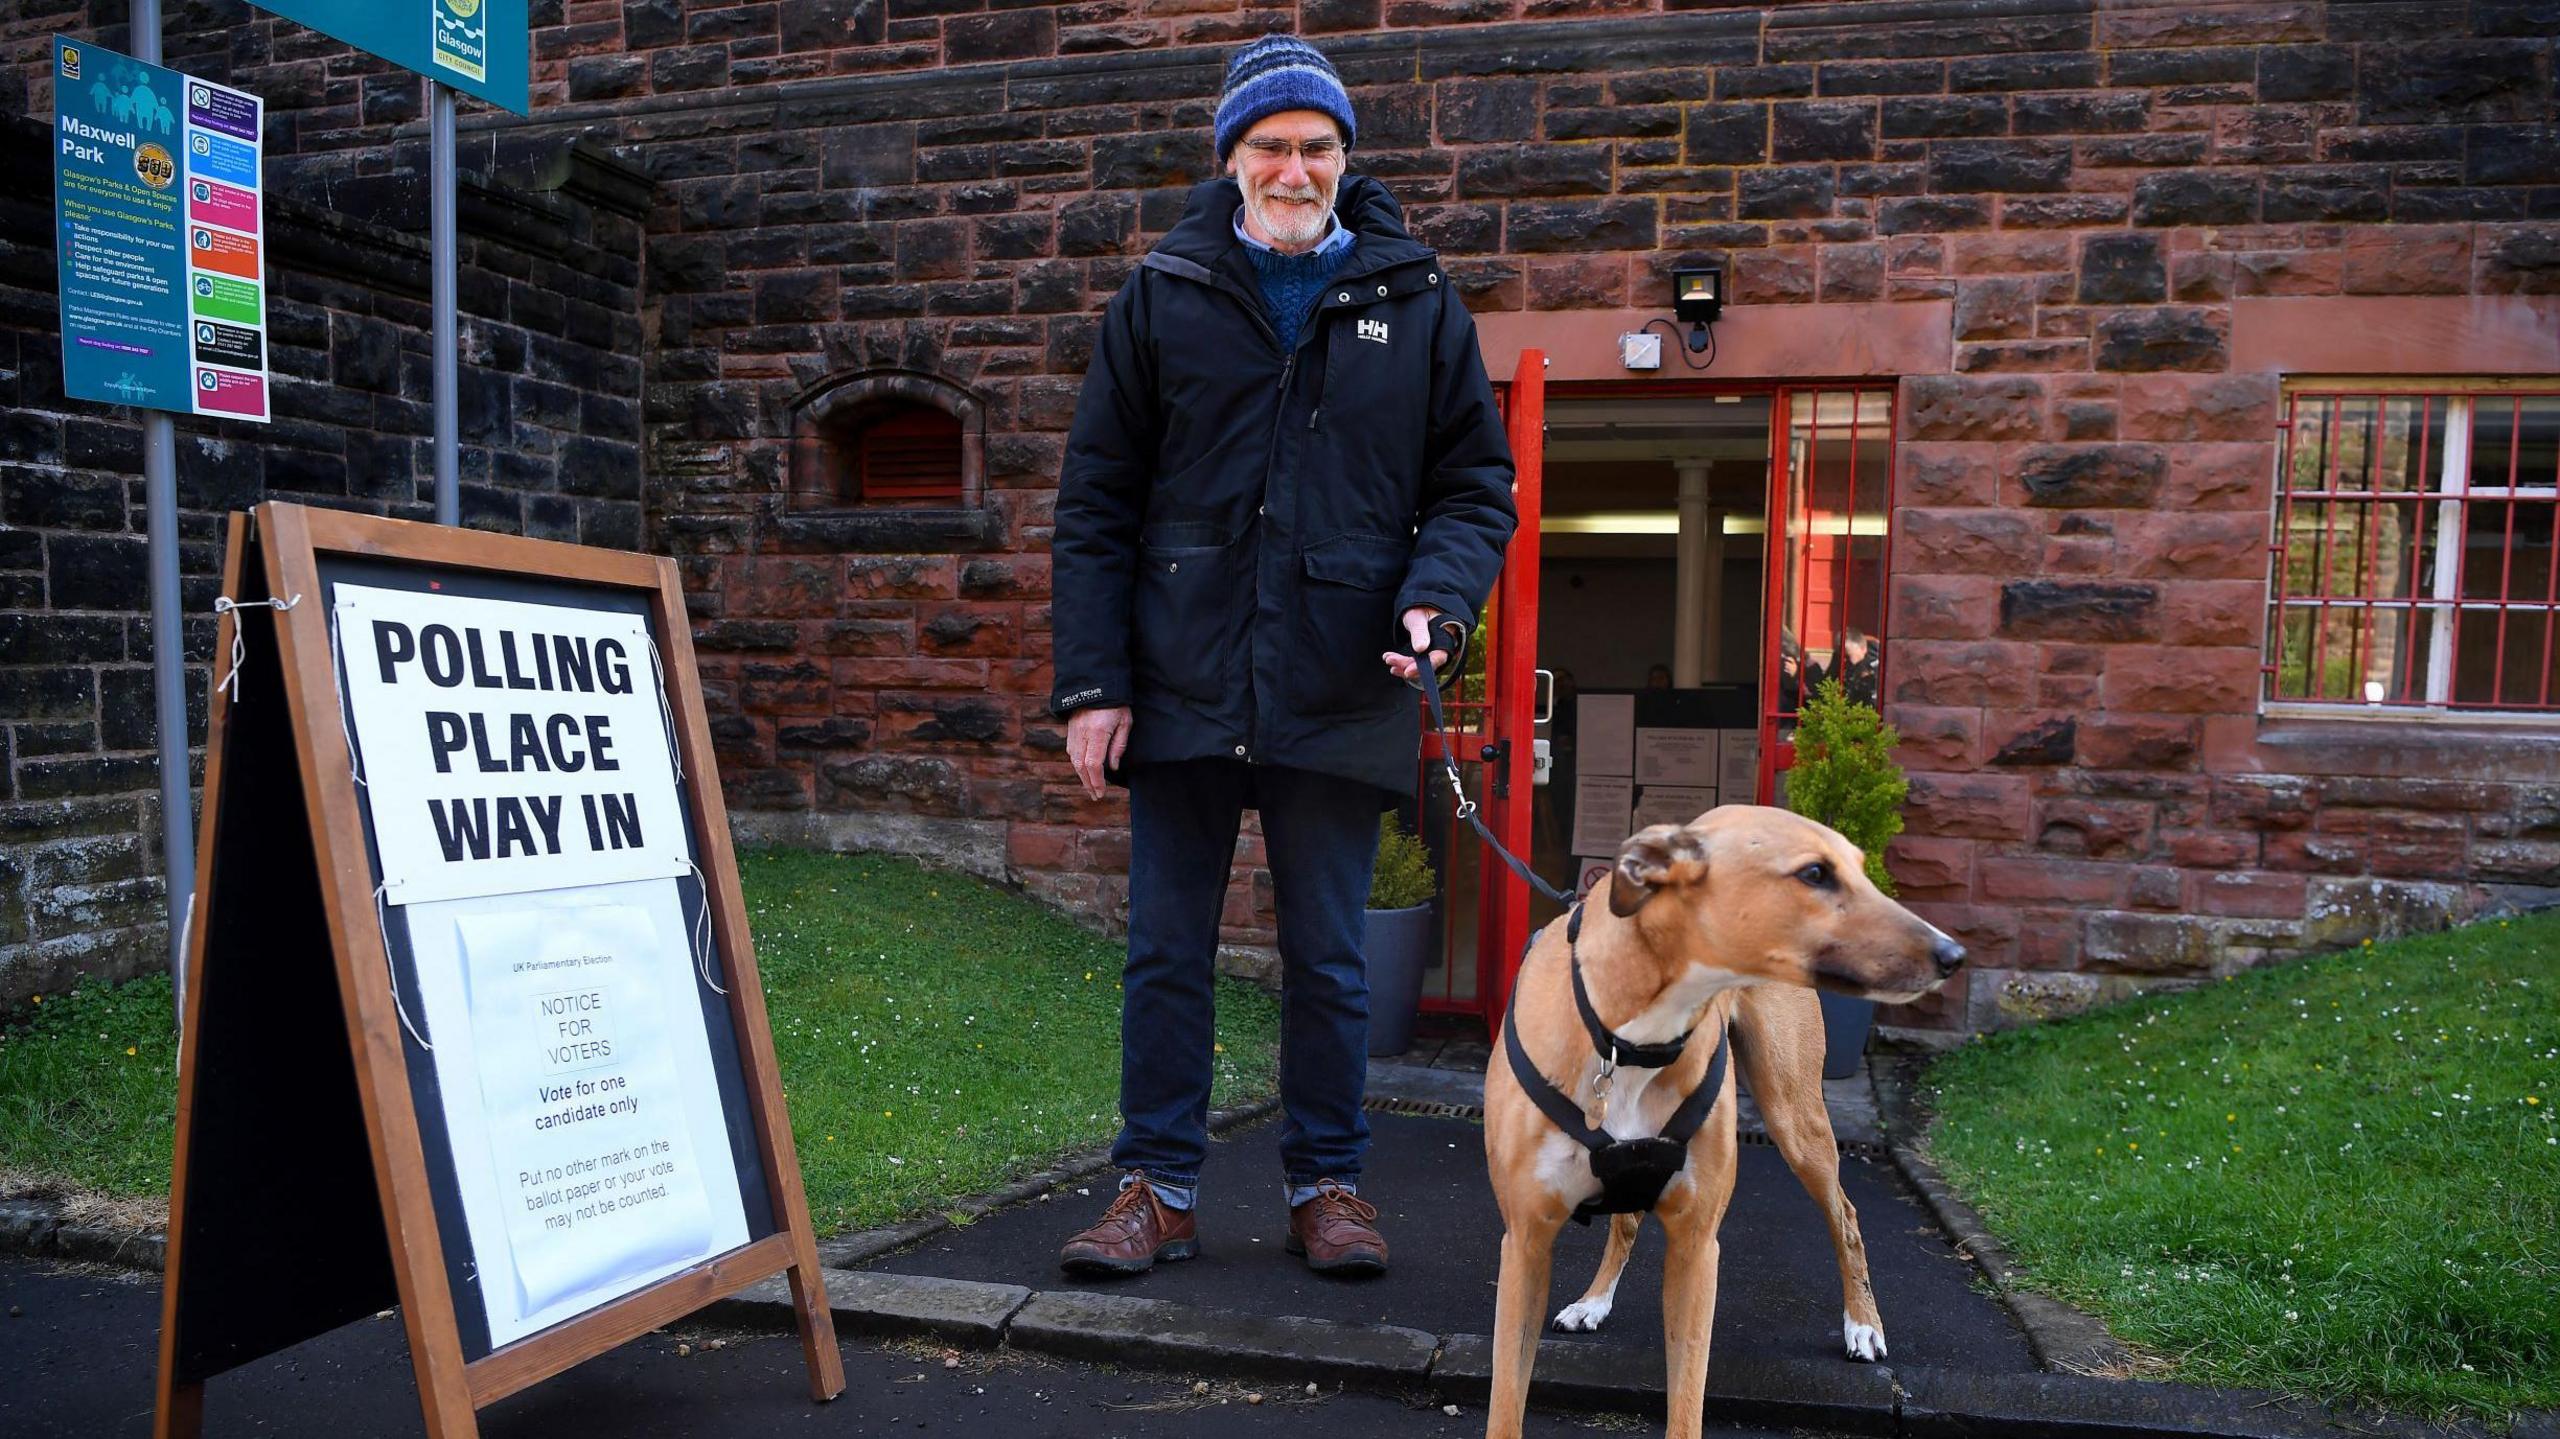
(1244, 239, 1356, 356)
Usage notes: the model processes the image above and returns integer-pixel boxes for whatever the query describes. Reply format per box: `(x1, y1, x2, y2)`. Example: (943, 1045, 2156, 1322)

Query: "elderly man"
(1047, 34, 1517, 1279)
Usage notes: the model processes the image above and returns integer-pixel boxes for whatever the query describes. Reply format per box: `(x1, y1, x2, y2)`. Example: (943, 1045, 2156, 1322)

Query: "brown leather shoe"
(1285, 1180, 1387, 1276)
(1059, 1172, 1198, 1276)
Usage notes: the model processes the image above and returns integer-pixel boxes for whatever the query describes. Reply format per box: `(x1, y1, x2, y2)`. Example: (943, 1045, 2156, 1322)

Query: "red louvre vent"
(856, 407, 962, 504)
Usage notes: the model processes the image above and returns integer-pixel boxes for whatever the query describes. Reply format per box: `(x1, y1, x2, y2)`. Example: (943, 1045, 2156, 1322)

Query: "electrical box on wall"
(1620, 332, 1661, 370)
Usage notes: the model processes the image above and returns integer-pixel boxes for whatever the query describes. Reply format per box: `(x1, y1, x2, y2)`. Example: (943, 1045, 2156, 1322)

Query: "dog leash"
(1408, 635, 1577, 909)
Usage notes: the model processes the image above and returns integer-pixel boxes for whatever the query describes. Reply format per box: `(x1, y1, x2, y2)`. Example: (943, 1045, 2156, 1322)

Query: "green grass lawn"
(1926, 916, 2559, 1421)
(0, 850, 1283, 1235)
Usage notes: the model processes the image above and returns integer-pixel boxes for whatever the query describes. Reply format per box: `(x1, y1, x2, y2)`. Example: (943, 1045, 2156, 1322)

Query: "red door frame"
(1757, 386, 1901, 800)
(1427, 372, 1900, 1033)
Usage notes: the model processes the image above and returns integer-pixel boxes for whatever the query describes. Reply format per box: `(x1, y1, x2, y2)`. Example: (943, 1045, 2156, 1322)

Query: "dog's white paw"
(1552, 1295, 1616, 1332)
(1842, 1312, 1887, 1362)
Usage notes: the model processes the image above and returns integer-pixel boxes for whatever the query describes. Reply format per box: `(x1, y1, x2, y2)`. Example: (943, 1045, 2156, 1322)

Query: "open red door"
(1480, 349, 1545, 1030)
(1412, 349, 1544, 1031)
(1758, 387, 1896, 802)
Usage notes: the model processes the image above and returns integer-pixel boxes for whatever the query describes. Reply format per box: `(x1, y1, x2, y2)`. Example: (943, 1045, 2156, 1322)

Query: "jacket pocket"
(1132, 524, 1248, 707)
(1293, 532, 1410, 716)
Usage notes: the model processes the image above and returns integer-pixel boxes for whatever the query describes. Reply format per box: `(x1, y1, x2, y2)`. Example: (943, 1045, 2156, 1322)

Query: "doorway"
(1408, 375, 1897, 1032)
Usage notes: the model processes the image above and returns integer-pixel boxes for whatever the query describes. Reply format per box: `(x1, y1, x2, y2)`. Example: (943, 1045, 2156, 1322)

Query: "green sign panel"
(189, 272, 263, 325)
(250, 0, 528, 115)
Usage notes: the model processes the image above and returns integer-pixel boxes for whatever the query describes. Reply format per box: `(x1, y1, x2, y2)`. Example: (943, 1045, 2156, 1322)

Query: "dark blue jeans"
(1112, 759, 1382, 1197)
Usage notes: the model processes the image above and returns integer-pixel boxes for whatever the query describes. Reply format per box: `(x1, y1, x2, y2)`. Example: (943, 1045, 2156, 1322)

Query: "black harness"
(1501, 904, 1731, 1226)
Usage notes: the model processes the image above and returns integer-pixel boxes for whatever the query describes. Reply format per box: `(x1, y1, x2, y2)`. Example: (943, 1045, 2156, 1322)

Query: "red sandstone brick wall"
(19, 1, 2557, 1026)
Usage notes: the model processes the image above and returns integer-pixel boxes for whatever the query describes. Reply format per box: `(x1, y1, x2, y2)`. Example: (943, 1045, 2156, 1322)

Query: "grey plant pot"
(1363, 902, 1436, 1058)
(1817, 990, 1875, 1080)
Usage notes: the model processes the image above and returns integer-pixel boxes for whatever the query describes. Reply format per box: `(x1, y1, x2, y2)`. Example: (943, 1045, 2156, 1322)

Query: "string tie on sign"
(645, 630, 685, 784)
(324, 601, 369, 788)
(375, 880, 434, 1051)
(210, 593, 303, 703)
(679, 857, 725, 996)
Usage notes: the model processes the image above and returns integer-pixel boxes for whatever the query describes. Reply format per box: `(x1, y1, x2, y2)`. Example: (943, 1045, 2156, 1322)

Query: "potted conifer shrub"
(1783, 676, 1911, 1078)
(1364, 814, 1439, 1057)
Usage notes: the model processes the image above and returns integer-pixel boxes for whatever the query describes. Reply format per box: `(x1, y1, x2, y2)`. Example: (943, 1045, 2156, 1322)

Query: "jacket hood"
(1154, 174, 1434, 275)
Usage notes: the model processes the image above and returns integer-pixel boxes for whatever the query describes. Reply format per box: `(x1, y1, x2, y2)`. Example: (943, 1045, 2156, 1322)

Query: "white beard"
(1244, 179, 1336, 252)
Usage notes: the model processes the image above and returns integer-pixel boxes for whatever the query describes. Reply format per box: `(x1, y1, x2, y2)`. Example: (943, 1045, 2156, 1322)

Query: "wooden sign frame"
(154, 502, 842, 1437)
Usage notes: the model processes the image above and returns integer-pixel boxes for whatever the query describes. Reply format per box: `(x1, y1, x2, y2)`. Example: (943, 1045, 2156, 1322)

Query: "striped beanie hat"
(1213, 36, 1357, 162)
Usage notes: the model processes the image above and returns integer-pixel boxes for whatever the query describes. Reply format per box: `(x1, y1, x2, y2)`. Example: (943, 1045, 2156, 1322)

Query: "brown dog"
(1481, 807, 1964, 1439)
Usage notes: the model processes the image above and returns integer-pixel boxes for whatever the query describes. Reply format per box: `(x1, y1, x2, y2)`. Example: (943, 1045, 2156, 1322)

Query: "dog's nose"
(1932, 936, 1967, 977)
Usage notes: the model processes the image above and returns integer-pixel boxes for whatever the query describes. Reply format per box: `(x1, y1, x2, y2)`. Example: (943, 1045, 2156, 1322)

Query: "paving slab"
(1007, 1289, 1440, 1385)
(701, 1268, 1030, 1344)
(861, 1109, 2035, 1375)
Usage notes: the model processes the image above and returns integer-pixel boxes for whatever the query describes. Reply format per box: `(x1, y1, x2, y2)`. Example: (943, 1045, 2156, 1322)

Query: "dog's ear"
(1608, 824, 1706, 918)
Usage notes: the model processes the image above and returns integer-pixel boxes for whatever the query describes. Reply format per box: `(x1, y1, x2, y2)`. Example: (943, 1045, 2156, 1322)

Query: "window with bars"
(788, 400, 966, 509)
(2269, 390, 2560, 712)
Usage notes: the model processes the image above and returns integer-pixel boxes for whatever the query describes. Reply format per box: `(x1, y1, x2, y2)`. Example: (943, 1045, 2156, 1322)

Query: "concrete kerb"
(1866, 1053, 2137, 1376)
(0, 1197, 165, 1272)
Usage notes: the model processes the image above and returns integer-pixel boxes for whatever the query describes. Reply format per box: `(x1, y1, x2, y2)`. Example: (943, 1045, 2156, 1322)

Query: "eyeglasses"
(1239, 136, 1345, 166)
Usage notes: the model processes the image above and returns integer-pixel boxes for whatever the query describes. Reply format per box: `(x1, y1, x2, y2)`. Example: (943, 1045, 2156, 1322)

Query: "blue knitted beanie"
(1213, 36, 1357, 162)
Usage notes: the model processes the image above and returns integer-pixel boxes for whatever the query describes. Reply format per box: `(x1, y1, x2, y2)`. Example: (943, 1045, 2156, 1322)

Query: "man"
(1046, 34, 1517, 1279)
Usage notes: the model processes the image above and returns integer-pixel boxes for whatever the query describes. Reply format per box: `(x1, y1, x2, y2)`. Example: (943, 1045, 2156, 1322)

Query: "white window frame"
(2264, 388, 2560, 721)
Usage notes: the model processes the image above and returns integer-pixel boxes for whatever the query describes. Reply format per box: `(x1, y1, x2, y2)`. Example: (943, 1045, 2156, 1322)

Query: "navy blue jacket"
(1048, 175, 1518, 796)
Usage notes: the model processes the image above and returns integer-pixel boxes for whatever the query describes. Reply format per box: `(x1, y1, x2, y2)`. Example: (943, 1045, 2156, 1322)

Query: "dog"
(1480, 807, 1965, 1439)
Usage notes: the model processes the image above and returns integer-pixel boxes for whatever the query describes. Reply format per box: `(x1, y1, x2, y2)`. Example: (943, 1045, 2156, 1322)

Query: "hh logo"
(1356, 318, 1390, 346)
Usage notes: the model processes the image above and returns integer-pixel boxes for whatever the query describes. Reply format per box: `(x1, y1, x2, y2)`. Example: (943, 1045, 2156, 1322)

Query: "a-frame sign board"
(155, 503, 843, 1437)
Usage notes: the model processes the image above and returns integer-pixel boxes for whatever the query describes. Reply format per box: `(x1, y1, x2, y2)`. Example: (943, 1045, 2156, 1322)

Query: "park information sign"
(154, 506, 841, 1439)
(248, 0, 530, 114)
(51, 38, 270, 422)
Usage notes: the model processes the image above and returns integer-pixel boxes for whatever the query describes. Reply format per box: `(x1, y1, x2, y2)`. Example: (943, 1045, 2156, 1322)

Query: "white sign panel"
(1575, 856, 1614, 900)
(1578, 694, 1634, 777)
(1571, 773, 1634, 857)
(1719, 728, 1760, 799)
(1632, 785, 1717, 831)
(335, 585, 690, 905)
(411, 882, 751, 1347)
(1635, 727, 1717, 787)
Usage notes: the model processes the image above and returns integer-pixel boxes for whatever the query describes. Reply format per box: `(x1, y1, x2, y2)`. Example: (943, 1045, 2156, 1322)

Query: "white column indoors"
(1672, 459, 1719, 686)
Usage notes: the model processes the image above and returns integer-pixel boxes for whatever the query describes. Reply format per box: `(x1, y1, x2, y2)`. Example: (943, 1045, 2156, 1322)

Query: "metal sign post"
(130, 0, 193, 996)
(430, 79, 457, 524)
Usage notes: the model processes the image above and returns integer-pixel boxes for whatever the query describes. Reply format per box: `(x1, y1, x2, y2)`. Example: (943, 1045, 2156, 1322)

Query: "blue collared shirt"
(1233, 204, 1354, 257)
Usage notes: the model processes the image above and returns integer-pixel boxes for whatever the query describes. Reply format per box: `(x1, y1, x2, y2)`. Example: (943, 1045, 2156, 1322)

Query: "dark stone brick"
(46, 535, 147, 612)
(1408, 203, 1501, 253)
(783, 0, 884, 49)
(1094, 133, 1209, 191)
(567, 55, 647, 102)
(1683, 105, 1768, 165)
(60, 418, 138, 472)
(1881, 96, 2007, 139)
(1771, 101, 1876, 162)
(2079, 232, 2165, 304)
(2003, 194, 2128, 228)
(0, 668, 92, 722)
(1738, 166, 1835, 219)
(2134, 171, 2258, 226)
(2358, 41, 2546, 126)
(2470, 127, 2560, 187)
(1817, 60, 1944, 96)
(2000, 581, 2160, 641)
(2256, 45, 2352, 102)
(623, 0, 686, 46)
(1840, 162, 1926, 197)
(1458, 145, 1613, 198)
(2109, 48, 2255, 87)
(1058, 193, 1136, 256)
(2013, 92, 2149, 135)
(2093, 308, 2230, 373)
(975, 213, 1052, 260)
(1507, 198, 1657, 252)
(1948, 53, 2100, 93)
(2015, 445, 2166, 508)
(650, 45, 730, 93)
(824, 125, 915, 187)
(1929, 140, 2071, 194)
(2262, 169, 2389, 223)
(0, 615, 123, 666)
(1302, 0, 1379, 30)
(1880, 195, 1993, 233)
(100, 666, 205, 752)
(1437, 77, 1538, 143)
(944, 10, 1054, 64)
(1546, 106, 1681, 141)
